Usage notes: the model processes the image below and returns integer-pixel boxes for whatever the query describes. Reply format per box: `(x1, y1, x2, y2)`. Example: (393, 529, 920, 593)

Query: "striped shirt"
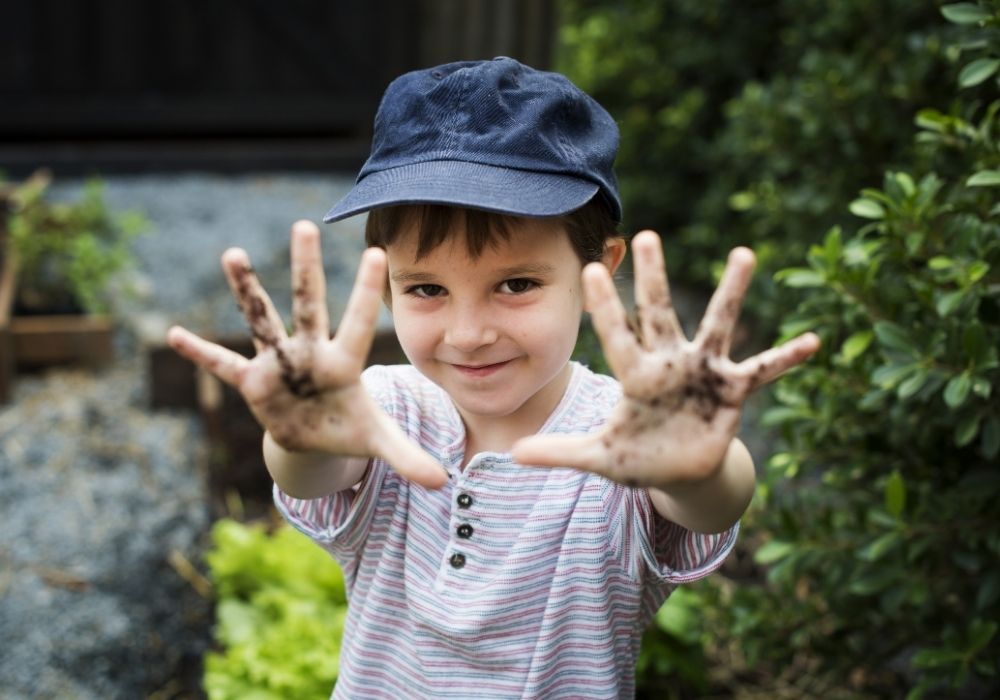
(275, 362, 737, 699)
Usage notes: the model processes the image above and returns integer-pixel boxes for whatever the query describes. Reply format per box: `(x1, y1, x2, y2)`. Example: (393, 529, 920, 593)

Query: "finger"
(373, 416, 449, 489)
(332, 247, 387, 362)
(166, 325, 249, 387)
(735, 332, 821, 391)
(695, 247, 756, 357)
(511, 433, 607, 472)
(290, 220, 330, 340)
(583, 262, 642, 377)
(631, 231, 684, 348)
(221, 248, 288, 354)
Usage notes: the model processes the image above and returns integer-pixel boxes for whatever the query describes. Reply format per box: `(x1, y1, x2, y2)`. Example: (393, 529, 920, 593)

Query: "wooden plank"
(9, 314, 114, 368)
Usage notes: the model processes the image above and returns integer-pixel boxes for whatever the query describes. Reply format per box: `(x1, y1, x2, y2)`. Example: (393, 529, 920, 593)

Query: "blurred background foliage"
(560, 0, 999, 698)
(559, 0, 996, 327)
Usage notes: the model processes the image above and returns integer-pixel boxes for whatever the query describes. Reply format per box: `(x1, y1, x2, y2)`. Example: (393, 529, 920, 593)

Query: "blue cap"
(323, 57, 622, 223)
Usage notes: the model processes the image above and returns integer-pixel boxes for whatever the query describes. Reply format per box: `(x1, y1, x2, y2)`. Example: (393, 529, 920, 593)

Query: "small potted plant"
(0, 168, 146, 399)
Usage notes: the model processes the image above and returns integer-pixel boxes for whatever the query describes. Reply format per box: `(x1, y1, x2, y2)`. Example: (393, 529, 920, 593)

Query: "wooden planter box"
(0, 245, 114, 402)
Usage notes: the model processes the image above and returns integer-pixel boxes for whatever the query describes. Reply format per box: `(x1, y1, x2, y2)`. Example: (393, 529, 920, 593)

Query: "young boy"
(167, 57, 819, 698)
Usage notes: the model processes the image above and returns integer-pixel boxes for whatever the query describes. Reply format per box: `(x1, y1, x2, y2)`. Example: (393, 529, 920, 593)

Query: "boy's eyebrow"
(494, 263, 557, 278)
(390, 270, 440, 284)
(390, 262, 557, 284)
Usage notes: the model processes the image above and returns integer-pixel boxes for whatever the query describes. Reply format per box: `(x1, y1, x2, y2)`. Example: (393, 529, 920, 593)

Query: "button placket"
(448, 486, 475, 571)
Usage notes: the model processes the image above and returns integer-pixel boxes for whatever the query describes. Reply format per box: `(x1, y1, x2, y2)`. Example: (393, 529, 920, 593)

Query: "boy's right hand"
(166, 220, 448, 490)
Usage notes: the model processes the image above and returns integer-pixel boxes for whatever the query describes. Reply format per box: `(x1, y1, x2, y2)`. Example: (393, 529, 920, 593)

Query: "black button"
(457, 493, 473, 508)
(457, 523, 473, 539)
(449, 552, 466, 569)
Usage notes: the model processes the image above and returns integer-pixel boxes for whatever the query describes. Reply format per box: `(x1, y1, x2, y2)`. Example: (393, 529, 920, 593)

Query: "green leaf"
(944, 372, 972, 408)
(972, 377, 992, 398)
(915, 109, 949, 132)
(967, 260, 989, 284)
(859, 532, 901, 562)
(940, 3, 992, 24)
(928, 256, 954, 271)
(897, 368, 929, 399)
(760, 405, 815, 427)
(893, 172, 916, 197)
(913, 647, 965, 669)
(874, 321, 916, 354)
(849, 198, 886, 219)
(885, 470, 906, 518)
(955, 411, 982, 447)
(754, 540, 794, 565)
(959, 58, 1000, 87)
(872, 363, 917, 389)
(968, 619, 998, 654)
(840, 330, 874, 362)
(774, 267, 825, 288)
(936, 289, 966, 316)
(967, 169, 1000, 187)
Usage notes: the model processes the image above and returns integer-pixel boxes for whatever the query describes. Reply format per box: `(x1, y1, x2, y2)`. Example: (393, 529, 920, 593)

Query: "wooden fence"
(0, 0, 556, 143)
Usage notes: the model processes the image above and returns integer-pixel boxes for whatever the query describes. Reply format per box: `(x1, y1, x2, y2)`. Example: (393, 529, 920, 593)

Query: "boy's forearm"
(647, 439, 755, 535)
(263, 431, 370, 499)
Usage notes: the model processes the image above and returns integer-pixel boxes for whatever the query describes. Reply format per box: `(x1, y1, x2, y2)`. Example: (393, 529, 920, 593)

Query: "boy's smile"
(385, 217, 588, 452)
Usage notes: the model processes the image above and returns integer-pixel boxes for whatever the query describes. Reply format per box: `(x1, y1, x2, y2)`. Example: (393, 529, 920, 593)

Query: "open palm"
(167, 220, 446, 489)
(512, 231, 820, 490)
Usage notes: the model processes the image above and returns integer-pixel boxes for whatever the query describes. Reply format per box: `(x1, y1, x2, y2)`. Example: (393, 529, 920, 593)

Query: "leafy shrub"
(558, 0, 961, 326)
(203, 519, 348, 700)
(1, 169, 146, 314)
(727, 5, 1000, 696)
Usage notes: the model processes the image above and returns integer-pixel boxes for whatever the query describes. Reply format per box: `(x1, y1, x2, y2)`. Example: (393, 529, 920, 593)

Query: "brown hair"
(364, 197, 621, 264)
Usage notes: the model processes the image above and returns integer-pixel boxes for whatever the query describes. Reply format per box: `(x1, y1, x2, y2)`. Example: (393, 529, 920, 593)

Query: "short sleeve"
(601, 479, 737, 584)
(271, 366, 398, 572)
(634, 490, 738, 584)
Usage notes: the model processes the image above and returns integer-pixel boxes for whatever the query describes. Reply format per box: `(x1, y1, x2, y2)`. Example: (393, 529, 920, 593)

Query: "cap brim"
(323, 160, 600, 223)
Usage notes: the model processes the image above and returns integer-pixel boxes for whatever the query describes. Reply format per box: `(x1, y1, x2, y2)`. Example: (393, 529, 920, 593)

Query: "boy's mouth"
(451, 360, 512, 378)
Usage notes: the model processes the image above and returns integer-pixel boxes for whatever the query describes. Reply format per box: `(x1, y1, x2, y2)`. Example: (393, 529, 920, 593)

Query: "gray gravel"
(0, 359, 210, 698)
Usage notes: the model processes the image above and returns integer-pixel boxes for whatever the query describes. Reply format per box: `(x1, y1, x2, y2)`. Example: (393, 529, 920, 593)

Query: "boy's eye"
(499, 278, 538, 294)
(407, 283, 446, 298)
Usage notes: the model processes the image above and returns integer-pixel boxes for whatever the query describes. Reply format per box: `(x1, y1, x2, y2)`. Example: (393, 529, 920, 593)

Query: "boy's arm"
(513, 231, 819, 534)
(647, 438, 754, 535)
(263, 431, 369, 499)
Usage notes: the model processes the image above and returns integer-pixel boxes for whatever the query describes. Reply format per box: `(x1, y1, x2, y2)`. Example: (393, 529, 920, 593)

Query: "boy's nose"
(444, 305, 499, 352)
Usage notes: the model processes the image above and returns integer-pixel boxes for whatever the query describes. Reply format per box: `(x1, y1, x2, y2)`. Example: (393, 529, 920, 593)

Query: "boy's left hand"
(512, 230, 820, 491)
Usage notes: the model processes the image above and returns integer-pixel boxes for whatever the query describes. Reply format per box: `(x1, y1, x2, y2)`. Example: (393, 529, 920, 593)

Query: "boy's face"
(385, 217, 588, 434)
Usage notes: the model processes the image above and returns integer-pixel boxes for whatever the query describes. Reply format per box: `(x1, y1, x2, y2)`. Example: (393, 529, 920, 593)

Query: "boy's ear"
(600, 237, 628, 275)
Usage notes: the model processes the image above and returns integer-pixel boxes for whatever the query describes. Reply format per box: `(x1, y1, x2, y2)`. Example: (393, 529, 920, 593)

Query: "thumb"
(512, 433, 607, 473)
(372, 416, 449, 490)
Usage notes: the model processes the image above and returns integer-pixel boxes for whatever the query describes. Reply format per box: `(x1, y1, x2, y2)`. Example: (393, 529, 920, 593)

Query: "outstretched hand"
(512, 230, 820, 490)
(167, 220, 447, 489)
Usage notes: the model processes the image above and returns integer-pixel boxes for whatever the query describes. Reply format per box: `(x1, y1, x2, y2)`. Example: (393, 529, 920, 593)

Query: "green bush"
(203, 519, 348, 700)
(727, 5, 1000, 696)
(565, 1, 999, 696)
(558, 0, 963, 325)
